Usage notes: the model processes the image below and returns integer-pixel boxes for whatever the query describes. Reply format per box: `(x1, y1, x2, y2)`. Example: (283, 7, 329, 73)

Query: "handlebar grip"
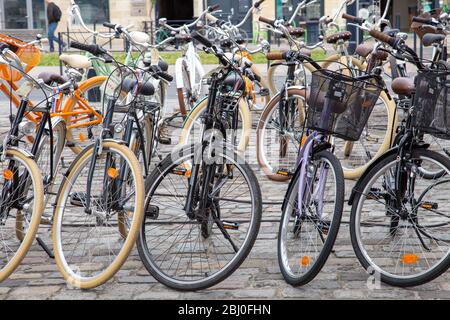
(412, 16, 436, 25)
(342, 13, 365, 25)
(369, 29, 396, 47)
(191, 31, 213, 48)
(103, 22, 117, 30)
(208, 4, 220, 12)
(156, 72, 174, 83)
(205, 13, 218, 24)
(254, 0, 265, 9)
(259, 16, 276, 27)
(70, 41, 106, 56)
(266, 51, 288, 61)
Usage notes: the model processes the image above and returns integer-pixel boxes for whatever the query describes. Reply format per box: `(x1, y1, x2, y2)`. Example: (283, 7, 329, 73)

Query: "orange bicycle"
(0, 34, 106, 154)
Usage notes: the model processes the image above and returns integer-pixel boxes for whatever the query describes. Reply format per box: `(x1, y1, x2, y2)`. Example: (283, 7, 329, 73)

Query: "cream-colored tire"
(0, 149, 44, 282)
(52, 141, 144, 289)
(178, 97, 252, 153)
(257, 87, 307, 181)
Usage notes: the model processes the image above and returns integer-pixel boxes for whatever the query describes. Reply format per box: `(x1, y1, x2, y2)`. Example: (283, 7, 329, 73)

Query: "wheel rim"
(140, 148, 258, 286)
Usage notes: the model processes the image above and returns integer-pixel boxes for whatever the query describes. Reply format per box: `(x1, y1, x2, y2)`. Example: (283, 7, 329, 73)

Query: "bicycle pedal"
(276, 169, 293, 178)
(145, 205, 159, 220)
(222, 221, 239, 231)
(36, 236, 54, 259)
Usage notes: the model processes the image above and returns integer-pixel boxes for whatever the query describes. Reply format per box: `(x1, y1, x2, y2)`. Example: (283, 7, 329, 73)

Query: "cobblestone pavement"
(1, 66, 450, 300)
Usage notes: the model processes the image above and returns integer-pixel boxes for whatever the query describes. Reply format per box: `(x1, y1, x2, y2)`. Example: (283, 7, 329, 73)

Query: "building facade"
(0, 0, 446, 34)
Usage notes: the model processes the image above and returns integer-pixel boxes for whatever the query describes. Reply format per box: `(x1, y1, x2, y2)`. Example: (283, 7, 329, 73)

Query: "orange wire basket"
(0, 34, 41, 82)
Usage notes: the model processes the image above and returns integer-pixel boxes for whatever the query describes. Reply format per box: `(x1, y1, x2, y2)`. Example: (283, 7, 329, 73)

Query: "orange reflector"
(277, 170, 290, 176)
(402, 254, 419, 265)
(3, 169, 13, 181)
(301, 135, 308, 147)
(300, 256, 310, 267)
(107, 168, 119, 179)
(185, 170, 192, 178)
(79, 132, 87, 142)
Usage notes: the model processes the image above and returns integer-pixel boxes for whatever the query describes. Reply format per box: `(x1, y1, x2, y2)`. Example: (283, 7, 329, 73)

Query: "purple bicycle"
(277, 53, 384, 286)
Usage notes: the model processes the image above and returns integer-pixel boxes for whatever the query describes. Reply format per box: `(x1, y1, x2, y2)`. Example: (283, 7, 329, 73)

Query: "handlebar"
(342, 13, 365, 25)
(161, 5, 221, 32)
(70, 41, 108, 56)
(412, 16, 439, 26)
(191, 31, 214, 49)
(258, 16, 276, 27)
(368, 30, 397, 48)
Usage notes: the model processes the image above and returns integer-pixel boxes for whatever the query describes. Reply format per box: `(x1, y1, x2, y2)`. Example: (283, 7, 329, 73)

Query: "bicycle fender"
(175, 58, 185, 89)
(6, 147, 35, 159)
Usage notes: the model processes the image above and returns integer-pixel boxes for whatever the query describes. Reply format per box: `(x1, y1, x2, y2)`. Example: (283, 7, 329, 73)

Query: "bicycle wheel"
(257, 88, 306, 181)
(52, 141, 144, 289)
(64, 76, 107, 154)
(137, 144, 262, 291)
(0, 148, 44, 281)
(350, 148, 450, 287)
(178, 97, 251, 152)
(278, 150, 344, 286)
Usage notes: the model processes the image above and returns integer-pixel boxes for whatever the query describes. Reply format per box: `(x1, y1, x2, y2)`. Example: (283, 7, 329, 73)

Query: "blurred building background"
(0, 0, 446, 41)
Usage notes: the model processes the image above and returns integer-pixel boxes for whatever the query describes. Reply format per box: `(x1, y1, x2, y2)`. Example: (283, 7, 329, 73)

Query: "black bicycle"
(349, 29, 450, 287)
(137, 32, 262, 291)
(51, 42, 172, 289)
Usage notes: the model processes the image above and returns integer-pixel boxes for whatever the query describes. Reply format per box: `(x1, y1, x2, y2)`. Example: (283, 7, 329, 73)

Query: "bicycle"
(349, 27, 450, 287)
(177, 9, 273, 152)
(0, 32, 107, 155)
(136, 32, 262, 291)
(158, 5, 222, 118)
(258, 0, 397, 181)
(0, 45, 71, 281)
(51, 43, 149, 289)
(277, 49, 386, 286)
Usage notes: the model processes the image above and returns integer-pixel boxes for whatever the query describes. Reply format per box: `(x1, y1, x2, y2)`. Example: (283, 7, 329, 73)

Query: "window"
(77, 0, 110, 25)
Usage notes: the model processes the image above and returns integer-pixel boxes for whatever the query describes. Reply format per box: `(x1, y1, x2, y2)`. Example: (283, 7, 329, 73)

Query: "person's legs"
(48, 22, 66, 52)
(48, 22, 57, 52)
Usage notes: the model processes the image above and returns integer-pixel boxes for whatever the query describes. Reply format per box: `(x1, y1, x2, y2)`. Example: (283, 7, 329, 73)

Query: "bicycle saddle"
(59, 54, 92, 69)
(326, 31, 352, 44)
(157, 60, 169, 72)
(355, 43, 374, 58)
(37, 72, 67, 85)
(422, 33, 446, 47)
(281, 27, 305, 39)
(391, 77, 415, 96)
